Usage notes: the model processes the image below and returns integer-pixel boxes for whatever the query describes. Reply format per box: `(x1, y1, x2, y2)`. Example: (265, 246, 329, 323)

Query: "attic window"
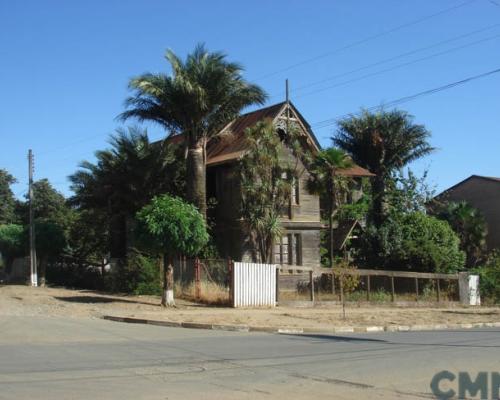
(277, 128, 287, 142)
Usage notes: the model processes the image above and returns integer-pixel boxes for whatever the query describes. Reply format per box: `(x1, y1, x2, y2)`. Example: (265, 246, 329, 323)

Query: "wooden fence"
(277, 266, 462, 303)
(232, 262, 277, 307)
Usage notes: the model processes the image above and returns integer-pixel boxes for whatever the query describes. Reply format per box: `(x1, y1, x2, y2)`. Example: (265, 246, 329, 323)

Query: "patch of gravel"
(1, 284, 499, 329)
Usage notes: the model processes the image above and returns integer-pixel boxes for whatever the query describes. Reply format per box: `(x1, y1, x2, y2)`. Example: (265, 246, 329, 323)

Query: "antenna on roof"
(285, 79, 289, 104)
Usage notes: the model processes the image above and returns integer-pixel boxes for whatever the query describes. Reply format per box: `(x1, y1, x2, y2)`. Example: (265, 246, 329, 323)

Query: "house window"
(274, 235, 292, 265)
(294, 234, 303, 266)
(274, 234, 303, 266)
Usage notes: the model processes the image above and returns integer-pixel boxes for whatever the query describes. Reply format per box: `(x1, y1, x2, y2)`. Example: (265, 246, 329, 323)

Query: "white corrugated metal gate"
(232, 262, 277, 307)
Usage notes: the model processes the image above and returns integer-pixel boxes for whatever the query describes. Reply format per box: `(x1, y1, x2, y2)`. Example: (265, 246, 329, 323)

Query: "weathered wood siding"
(207, 126, 322, 268)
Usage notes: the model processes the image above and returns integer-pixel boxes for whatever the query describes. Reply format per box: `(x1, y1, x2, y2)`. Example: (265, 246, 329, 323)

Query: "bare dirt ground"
(1, 284, 499, 329)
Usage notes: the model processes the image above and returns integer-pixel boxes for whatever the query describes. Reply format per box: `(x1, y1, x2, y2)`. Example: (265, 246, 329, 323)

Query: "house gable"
(207, 101, 320, 167)
(435, 175, 500, 251)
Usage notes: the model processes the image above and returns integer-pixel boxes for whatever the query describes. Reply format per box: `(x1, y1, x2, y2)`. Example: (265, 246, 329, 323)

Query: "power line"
(37, 132, 108, 158)
(25, 2, 483, 162)
(311, 66, 500, 129)
(292, 32, 500, 100)
(270, 22, 500, 98)
(13, 1, 490, 167)
(255, 0, 479, 81)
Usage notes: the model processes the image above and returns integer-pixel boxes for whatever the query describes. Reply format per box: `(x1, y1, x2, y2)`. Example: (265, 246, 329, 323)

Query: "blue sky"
(1, 0, 499, 199)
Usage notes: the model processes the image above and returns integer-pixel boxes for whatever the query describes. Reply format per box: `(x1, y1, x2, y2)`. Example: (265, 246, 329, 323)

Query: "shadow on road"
(282, 334, 387, 343)
(285, 330, 500, 349)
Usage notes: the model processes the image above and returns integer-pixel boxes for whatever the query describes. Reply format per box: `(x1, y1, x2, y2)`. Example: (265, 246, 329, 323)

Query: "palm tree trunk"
(371, 175, 386, 227)
(328, 174, 335, 270)
(186, 139, 207, 219)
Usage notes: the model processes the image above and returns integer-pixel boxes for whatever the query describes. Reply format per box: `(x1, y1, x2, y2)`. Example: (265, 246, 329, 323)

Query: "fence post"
(436, 279, 441, 303)
(310, 271, 315, 302)
(339, 275, 344, 303)
(415, 277, 419, 301)
(228, 258, 234, 306)
(366, 275, 371, 301)
(194, 258, 201, 301)
(275, 266, 280, 305)
(331, 268, 335, 295)
(390, 275, 395, 302)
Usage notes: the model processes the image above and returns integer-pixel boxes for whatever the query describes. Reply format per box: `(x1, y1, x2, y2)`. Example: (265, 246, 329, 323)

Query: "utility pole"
(285, 78, 289, 105)
(285, 79, 294, 220)
(28, 149, 37, 287)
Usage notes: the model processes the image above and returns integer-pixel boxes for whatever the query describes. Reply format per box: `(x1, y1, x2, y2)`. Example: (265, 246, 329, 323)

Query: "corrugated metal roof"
(337, 165, 375, 177)
(165, 103, 374, 177)
(206, 102, 286, 164)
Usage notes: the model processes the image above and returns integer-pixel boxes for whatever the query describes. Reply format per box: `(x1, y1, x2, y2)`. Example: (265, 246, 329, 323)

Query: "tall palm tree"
(307, 148, 353, 268)
(118, 44, 267, 218)
(436, 201, 488, 267)
(334, 109, 434, 226)
(69, 126, 183, 257)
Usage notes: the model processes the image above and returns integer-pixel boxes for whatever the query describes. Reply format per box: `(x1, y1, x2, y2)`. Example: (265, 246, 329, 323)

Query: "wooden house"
(174, 101, 373, 268)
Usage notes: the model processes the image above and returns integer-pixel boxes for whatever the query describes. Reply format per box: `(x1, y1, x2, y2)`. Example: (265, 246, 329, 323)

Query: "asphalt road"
(0, 316, 499, 399)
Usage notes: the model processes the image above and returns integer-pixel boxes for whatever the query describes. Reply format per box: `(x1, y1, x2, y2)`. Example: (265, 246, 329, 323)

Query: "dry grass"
(175, 281, 230, 306)
(2, 285, 500, 329)
(279, 289, 457, 303)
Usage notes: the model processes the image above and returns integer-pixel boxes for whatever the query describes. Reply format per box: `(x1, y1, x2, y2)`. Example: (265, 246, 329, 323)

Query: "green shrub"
(0, 224, 24, 274)
(359, 212, 465, 273)
(474, 251, 500, 304)
(46, 262, 104, 290)
(105, 252, 161, 295)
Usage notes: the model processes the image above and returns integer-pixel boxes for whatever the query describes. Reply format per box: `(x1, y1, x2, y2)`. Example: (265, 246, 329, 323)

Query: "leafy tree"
(0, 224, 24, 274)
(360, 212, 465, 273)
(31, 221, 67, 286)
(334, 109, 434, 226)
(16, 179, 72, 230)
(136, 195, 209, 306)
(474, 251, 500, 304)
(0, 169, 18, 224)
(119, 44, 267, 218)
(386, 169, 435, 214)
(239, 120, 306, 263)
(307, 148, 353, 268)
(333, 261, 360, 319)
(66, 209, 108, 265)
(434, 201, 488, 268)
(104, 250, 162, 295)
(69, 126, 184, 258)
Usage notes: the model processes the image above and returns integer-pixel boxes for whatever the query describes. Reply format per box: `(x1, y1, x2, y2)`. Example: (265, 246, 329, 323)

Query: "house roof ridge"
(470, 174, 500, 182)
(435, 174, 500, 198)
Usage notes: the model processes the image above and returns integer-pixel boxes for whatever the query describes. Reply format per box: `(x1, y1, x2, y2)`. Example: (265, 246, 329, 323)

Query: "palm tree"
(307, 148, 353, 268)
(334, 109, 434, 226)
(118, 44, 267, 218)
(69, 126, 183, 257)
(436, 201, 488, 267)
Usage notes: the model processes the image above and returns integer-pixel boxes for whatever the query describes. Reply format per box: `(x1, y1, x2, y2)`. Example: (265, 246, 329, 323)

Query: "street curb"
(101, 315, 500, 335)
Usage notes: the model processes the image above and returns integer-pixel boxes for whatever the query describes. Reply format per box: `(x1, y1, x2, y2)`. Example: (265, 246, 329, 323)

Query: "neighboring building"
(435, 175, 500, 251)
(170, 101, 372, 269)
